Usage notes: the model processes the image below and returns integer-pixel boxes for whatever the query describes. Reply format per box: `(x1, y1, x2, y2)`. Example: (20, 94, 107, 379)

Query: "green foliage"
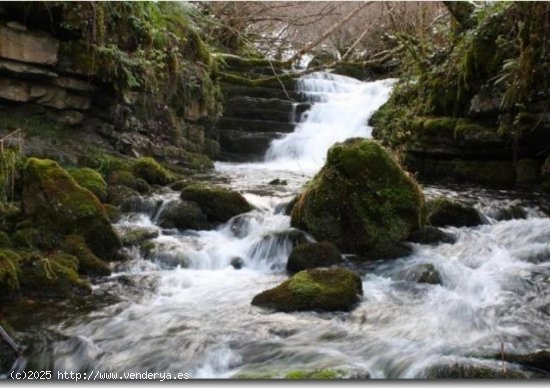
(56, 1, 223, 120)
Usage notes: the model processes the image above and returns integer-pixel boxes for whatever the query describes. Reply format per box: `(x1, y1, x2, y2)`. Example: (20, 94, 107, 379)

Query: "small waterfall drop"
(264, 72, 396, 172)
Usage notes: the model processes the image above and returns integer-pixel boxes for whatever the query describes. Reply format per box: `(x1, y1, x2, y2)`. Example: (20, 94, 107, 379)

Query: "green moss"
(452, 159, 516, 187)
(285, 369, 343, 380)
(179, 151, 214, 171)
(22, 158, 121, 259)
(70, 168, 108, 201)
(180, 184, 252, 224)
(251, 268, 363, 312)
(60, 235, 111, 276)
(108, 170, 151, 194)
(11, 227, 58, 250)
(0, 249, 21, 300)
(18, 251, 91, 298)
(291, 139, 425, 257)
(104, 204, 122, 223)
(0, 231, 12, 248)
(120, 228, 159, 247)
(132, 157, 175, 186)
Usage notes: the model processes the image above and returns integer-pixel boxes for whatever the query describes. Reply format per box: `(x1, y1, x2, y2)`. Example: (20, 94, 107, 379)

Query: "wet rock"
(119, 227, 159, 247)
(22, 158, 121, 259)
(119, 196, 160, 216)
(251, 267, 363, 312)
(181, 184, 252, 224)
(291, 138, 425, 259)
(407, 226, 456, 245)
(494, 205, 527, 221)
(60, 235, 111, 276)
(157, 200, 208, 230)
(415, 263, 442, 285)
(504, 351, 550, 373)
(425, 363, 525, 379)
(426, 197, 482, 227)
(248, 229, 311, 260)
(268, 178, 287, 185)
(286, 241, 343, 274)
(230, 257, 245, 269)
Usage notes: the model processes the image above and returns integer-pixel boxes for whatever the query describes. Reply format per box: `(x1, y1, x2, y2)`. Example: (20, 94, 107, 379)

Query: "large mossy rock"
(251, 268, 363, 312)
(291, 139, 425, 258)
(180, 184, 252, 224)
(426, 198, 482, 227)
(22, 158, 121, 259)
(286, 241, 343, 274)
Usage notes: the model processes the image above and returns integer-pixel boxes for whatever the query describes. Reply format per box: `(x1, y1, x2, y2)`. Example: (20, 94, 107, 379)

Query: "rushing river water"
(6, 73, 550, 379)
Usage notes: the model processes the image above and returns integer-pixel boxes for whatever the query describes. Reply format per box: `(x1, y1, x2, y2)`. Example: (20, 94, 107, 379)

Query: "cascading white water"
(264, 72, 396, 172)
(11, 73, 550, 380)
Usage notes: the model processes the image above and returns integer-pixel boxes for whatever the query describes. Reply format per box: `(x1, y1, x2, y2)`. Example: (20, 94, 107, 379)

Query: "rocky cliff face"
(0, 2, 221, 168)
(213, 55, 306, 161)
(370, 2, 549, 189)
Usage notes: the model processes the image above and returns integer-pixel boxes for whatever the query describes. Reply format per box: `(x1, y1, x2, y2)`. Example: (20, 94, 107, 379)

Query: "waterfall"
(264, 72, 396, 172)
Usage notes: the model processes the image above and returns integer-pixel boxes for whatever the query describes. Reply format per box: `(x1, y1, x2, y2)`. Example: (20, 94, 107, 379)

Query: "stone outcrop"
(0, 5, 221, 169)
(214, 54, 306, 161)
(291, 138, 425, 259)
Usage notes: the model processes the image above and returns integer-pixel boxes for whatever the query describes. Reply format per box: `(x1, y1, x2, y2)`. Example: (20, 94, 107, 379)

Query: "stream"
(6, 73, 550, 379)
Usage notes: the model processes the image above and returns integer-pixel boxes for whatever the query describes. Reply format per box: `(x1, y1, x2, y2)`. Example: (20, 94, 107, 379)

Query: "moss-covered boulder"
(70, 167, 108, 202)
(286, 241, 343, 274)
(132, 157, 175, 186)
(426, 198, 482, 227)
(18, 251, 91, 298)
(157, 200, 209, 230)
(251, 268, 363, 312)
(60, 235, 111, 276)
(0, 249, 21, 301)
(291, 139, 425, 258)
(180, 184, 252, 224)
(22, 158, 121, 259)
(108, 170, 151, 194)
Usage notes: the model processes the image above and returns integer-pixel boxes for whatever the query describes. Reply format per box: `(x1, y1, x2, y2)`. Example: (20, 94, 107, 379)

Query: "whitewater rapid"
(8, 72, 550, 379)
